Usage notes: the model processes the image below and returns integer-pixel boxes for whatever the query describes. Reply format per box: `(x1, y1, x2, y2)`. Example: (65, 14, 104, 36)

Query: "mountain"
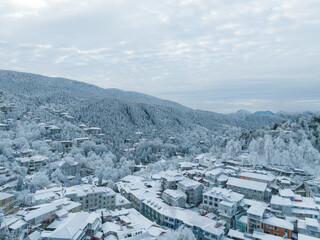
(254, 111, 274, 115)
(0, 70, 307, 130)
(0, 69, 314, 163)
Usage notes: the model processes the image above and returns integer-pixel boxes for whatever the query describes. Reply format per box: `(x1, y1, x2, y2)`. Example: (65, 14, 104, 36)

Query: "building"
(298, 218, 320, 238)
(48, 125, 62, 135)
(201, 187, 244, 215)
(65, 185, 116, 211)
(48, 158, 80, 176)
(162, 189, 186, 208)
(43, 211, 101, 240)
(270, 195, 320, 219)
(142, 197, 225, 240)
(246, 204, 266, 233)
(0, 192, 14, 215)
(160, 171, 184, 190)
(16, 155, 49, 172)
(263, 216, 293, 239)
(227, 177, 267, 201)
(238, 172, 275, 186)
(177, 179, 204, 205)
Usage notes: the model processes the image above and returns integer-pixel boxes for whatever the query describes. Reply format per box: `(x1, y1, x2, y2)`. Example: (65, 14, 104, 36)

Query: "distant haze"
(0, 0, 319, 113)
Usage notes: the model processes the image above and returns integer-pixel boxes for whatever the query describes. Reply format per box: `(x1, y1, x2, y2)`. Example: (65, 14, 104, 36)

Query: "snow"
(227, 177, 267, 192)
(263, 216, 294, 230)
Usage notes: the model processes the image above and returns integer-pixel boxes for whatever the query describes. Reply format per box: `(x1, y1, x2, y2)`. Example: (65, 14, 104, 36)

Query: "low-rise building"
(246, 204, 267, 233)
(162, 189, 186, 208)
(17, 155, 49, 172)
(0, 192, 14, 215)
(263, 216, 293, 239)
(177, 179, 203, 205)
(298, 218, 320, 239)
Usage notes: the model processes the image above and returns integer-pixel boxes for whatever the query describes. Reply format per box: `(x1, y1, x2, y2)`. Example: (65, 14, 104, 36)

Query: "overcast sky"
(0, 0, 319, 113)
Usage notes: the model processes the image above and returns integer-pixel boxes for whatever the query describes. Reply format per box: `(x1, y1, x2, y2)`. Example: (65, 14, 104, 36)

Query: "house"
(162, 189, 187, 208)
(43, 211, 101, 240)
(160, 170, 184, 190)
(227, 177, 267, 201)
(85, 127, 102, 135)
(48, 158, 80, 176)
(263, 216, 293, 238)
(74, 137, 90, 147)
(16, 155, 49, 172)
(0, 123, 8, 131)
(179, 162, 199, 171)
(60, 140, 72, 148)
(24, 204, 57, 227)
(48, 125, 62, 135)
(65, 185, 116, 211)
(101, 208, 164, 239)
(298, 218, 320, 238)
(0, 192, 14, 215)
(246, 204, 267, 233)
(176, 179, 204, 205)
(270, 195, 320, 219)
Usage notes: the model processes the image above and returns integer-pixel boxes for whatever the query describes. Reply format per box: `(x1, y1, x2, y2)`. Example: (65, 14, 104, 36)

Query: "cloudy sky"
(0, 0, 319, 113)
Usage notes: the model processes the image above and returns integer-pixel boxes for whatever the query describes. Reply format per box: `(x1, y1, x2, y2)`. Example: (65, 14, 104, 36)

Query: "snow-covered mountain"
(0, 70, 307, 132)
(0, 69, 316, 164)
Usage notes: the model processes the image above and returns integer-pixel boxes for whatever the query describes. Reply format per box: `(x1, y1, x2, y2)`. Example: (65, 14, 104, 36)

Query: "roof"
(298, 234, 320, 240)
(177, 178, 201, 188)
(24, 205, 57, 222)
(204, 187, 244, 203)
(270, 195, 291, 206)
(263, 217, 294, 230)
(0, 192, 13, 201)
(239, 172, 275, 182)
(163, 189, 187, 199)
(46, 212, 99, 239)
(227, 177, 267, 192)
(247, 204, 266, 217)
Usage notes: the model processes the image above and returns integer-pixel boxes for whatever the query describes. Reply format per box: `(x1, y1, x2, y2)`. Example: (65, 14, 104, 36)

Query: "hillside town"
(0, 96, 320, 240)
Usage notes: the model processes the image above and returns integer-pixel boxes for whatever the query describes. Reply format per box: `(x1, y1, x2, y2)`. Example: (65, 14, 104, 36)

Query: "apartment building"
(227, 177, 267, 201)
(65, 184, 116, 211)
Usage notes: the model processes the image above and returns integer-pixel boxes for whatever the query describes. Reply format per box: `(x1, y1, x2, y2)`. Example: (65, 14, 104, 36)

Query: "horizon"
(1, 0, 319, 113)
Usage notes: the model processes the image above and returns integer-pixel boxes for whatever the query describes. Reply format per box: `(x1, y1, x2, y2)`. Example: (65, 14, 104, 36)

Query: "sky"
(0, 0, 319, 113)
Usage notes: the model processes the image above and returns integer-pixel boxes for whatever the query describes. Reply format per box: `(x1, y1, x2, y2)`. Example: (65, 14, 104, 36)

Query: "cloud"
(0, 0, 319, 113)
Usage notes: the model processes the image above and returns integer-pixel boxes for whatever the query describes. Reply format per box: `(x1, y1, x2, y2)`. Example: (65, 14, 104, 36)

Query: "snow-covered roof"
(298, 234, 320, 240)
(263, 216, 294, 230)
(0, 192, 13, 201)
(270, 195, 291, 206)
(204, 187, 244, 203)
(239, 172, 275, 182)
(227, 177, 267, 192)
(65, 184, 115, 198)
(44, 212, 98, 239)
(177, 178, 201, 188)
(247, 204, 266, 217)
(24, 204, 57, 222)
(163, 189, 187, 199)
(279, 189, 295, 198)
